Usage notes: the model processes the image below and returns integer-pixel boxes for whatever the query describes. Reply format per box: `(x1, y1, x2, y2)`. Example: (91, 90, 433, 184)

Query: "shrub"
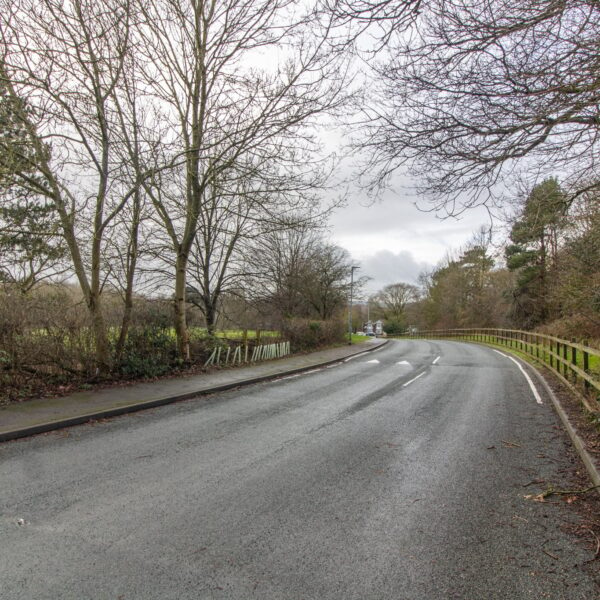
(383, 319, 405, 336)
(281, 318, 346, 351)
(117, 326, 177, 378)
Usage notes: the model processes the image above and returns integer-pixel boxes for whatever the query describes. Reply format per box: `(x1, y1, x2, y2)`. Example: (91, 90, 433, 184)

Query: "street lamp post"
(348, 266, 359, 344)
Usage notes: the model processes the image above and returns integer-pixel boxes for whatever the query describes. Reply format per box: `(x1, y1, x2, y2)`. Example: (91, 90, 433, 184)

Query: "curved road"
(1, 340, 597, 598)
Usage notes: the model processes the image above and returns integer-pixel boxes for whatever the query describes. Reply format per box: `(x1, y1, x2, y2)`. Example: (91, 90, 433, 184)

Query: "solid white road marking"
(366, 359, 380, 364)
(397, 360, 411, 365)
(493, 349, 543, 405)
(403, 371, 426, 387)
(432, 356, 440, 365)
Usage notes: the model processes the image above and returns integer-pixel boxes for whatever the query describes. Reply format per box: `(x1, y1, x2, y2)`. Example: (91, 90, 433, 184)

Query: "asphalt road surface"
(1, 340, 598, 599)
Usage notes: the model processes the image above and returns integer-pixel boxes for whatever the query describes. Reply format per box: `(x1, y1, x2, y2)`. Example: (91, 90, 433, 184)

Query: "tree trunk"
(539, 231, 548, 322)
(205, 297, 217, 335)
(174, 252, 190, 360)
(88, 289, 111, 375)
(114, 195, 141, 365)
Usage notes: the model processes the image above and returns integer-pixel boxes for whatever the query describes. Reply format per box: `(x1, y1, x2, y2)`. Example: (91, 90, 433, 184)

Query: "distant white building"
(363, 320, 384, 336)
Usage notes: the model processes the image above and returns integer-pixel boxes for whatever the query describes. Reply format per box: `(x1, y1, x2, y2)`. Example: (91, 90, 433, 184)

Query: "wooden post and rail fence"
(397, 328, 600, 413)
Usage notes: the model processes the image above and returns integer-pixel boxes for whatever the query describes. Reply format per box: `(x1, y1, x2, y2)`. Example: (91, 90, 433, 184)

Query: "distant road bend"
(1, 340, 597, 599)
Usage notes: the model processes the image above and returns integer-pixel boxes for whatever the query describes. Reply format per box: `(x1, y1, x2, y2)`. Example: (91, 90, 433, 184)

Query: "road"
(1, 340, 597, 599)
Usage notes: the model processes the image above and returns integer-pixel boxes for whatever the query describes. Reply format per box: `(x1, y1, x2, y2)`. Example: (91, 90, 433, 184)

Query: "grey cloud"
(356, 249, 432, 292)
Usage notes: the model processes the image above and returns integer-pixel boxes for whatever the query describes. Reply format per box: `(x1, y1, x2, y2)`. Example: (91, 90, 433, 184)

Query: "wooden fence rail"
(397, 328, 600, 410)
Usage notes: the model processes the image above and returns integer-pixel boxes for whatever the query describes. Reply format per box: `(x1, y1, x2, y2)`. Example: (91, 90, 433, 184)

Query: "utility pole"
(348, 266, 359, 344)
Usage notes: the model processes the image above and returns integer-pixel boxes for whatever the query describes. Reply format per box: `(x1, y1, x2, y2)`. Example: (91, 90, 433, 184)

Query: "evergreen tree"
(506, 178, 567, 327)
(0, 67, 64, 291)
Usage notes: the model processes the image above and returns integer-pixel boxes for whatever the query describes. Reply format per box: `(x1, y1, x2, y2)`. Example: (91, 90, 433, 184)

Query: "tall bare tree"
(185, 159, 329, 334)
(135, 0, 350, 358)
(246, 225, 355, 322)
(371, 282, 418, 323)
(0, 0, 146, 372)
(352, 0, 600, 209)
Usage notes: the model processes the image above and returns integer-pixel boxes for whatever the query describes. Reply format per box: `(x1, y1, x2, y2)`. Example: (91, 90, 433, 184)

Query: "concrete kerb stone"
(527, 361, 600, 494)
(0, 340, 388, 443)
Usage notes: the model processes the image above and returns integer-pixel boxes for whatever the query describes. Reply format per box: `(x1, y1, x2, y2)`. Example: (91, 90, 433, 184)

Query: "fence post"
(243, 329, 249, 363)
(583, 341, 590, 391)
(562, 342, 568, 378)
(571, 339, 577, 385)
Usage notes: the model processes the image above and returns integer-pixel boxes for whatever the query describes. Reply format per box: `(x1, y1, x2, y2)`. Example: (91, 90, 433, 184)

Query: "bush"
(189, 329, 228, 364)
(383, 319, 405, 336)
(281, 318, 346, 351)
(117, 326, 177, 378)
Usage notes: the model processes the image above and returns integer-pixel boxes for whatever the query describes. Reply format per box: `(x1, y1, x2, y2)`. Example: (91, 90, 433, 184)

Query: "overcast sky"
(329, 183, 493, 296)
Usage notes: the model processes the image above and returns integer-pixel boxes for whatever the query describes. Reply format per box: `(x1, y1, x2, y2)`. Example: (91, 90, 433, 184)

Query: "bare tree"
(135, 0, 350, 358)
(353, 0, 600, 210)
(246, 225, 355, 322)
(185, 158, 330, 334)
(323, 0, 422, 47)
(302, 242, 354, 320)
(0, 0, 148, 372)
(371, 282, 418, 322)
(245, 225, 320, 321)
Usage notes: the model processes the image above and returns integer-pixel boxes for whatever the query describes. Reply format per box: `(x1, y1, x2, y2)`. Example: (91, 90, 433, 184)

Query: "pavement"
(2, 339, 598, 599)
(0, 338, 387, 442)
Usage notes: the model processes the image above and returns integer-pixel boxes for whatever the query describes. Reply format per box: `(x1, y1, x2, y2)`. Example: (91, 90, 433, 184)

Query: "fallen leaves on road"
(502, 439, 522, 448)
(524, 493, 547, 503)
(583, 528, 600, 563)
(524, 484, 600, 503)
(542, 549, 559, 561)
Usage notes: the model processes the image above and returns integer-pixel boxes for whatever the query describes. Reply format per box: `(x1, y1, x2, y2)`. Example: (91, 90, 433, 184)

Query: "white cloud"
(328, 180, 494, 292)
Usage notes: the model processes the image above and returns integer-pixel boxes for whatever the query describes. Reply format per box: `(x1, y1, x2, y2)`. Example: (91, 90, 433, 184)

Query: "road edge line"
(490, 346, 600, 495)
(492, 349, 543, 404)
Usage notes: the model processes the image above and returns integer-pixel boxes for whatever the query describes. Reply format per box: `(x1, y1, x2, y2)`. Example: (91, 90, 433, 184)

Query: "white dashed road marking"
(432, 356, 440, 365)
(403, 371, 426, 387)
(366, 359, 380, 364)
(397, 360, 410, 365)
